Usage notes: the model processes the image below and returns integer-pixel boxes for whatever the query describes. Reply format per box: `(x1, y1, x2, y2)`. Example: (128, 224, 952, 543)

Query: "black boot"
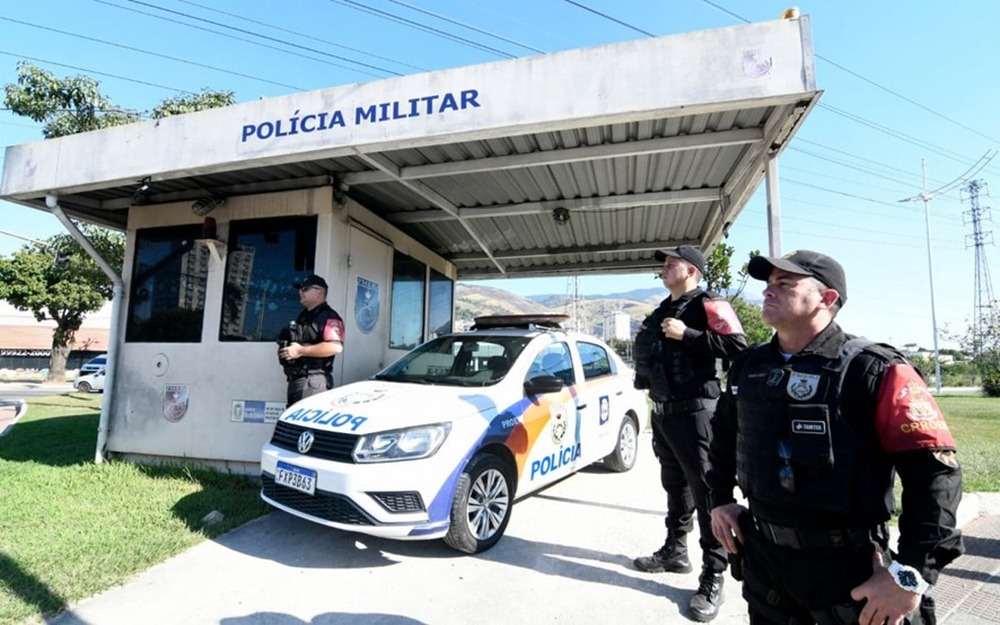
(633, 534, 692, 573)
(688, 568, 724, 622)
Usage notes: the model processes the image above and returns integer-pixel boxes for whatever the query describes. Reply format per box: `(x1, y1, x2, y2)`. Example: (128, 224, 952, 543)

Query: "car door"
(572, 340, 620, 462)
(517, 341, 582, 494)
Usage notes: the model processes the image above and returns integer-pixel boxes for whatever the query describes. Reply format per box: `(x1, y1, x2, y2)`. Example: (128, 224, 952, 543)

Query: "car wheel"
(77, 382, 92, 393)
(443, 453, 513, 554)
(603, 415, 638, 472)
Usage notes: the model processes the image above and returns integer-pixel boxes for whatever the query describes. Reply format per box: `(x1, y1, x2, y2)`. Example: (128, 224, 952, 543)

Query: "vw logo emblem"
(297, 431, 314, 454)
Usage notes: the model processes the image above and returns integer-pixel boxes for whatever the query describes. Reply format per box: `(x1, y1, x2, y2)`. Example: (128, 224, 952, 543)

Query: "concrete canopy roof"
(1, 17, 818, 280)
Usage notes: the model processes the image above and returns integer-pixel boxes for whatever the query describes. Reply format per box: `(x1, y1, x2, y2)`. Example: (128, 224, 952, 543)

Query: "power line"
(1, 16, 306, 91)
(175, 0, 429, 72)
(562, 0, 655, 37)
(387, 0, 546, 54)
(0, 50, 195, 95)
(114, 0, 403, 76)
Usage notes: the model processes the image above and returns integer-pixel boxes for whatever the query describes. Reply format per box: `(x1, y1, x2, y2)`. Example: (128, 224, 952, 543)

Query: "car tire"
(603, 415, 638, 472)
(77, 382, 92, 393)
(443, 453, 513, 554)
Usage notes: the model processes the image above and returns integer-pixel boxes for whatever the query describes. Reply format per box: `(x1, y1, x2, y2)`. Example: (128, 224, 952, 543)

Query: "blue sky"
(2, 0, 999, 350)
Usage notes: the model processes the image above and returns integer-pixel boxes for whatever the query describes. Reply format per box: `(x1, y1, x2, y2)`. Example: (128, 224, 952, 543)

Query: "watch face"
(896, 568, 920, 589)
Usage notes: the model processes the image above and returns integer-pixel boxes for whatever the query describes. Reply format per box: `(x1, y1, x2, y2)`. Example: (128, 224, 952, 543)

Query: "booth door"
(342, 227, 392, 384)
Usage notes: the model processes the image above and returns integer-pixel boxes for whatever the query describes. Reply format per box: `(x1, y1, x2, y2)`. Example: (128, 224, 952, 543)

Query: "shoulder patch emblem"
(787, 372, 820, 401)
(876, 364, 955, 453)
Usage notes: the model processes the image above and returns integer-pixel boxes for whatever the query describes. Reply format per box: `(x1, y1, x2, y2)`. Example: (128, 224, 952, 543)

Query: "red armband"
(324, 318, 345, 343)
(875, 364, 954, 453)
(703, 299, 744, 335)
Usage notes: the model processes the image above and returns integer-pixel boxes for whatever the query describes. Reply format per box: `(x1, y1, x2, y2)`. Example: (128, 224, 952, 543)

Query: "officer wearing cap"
(277, 274, 344, 406)
(632, 245, 747, 622)
(708, 250, 963, 624)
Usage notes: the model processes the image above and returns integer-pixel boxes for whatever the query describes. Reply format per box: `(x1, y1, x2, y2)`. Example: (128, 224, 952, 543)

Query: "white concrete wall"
(106, 187, 455, 467)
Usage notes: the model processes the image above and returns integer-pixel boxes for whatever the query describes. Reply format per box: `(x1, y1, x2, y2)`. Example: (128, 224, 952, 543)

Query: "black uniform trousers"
(736, 514, 935, 625)
(650, 401, 727, 573)
(286, 371, 333, 407)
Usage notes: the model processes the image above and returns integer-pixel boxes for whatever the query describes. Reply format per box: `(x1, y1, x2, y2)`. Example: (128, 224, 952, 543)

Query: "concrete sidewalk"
(27, 432, 998, 625)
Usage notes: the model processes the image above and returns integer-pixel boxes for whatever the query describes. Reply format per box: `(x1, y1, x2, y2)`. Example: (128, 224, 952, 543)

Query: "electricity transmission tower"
(899, 152, 995, 392)
(962, 179, 995, 357)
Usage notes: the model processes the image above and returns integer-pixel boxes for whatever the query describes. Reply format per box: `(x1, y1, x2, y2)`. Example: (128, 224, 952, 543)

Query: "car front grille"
(261, 473, 375, 526)
(270, 421, 358, 462)
(369, 491, 425, 513)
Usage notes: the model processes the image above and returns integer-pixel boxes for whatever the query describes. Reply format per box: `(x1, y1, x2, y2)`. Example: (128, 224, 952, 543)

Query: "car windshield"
(374, 335, 530, 386)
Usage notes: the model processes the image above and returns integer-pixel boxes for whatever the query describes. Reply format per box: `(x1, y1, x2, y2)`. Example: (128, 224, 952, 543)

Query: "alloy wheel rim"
(466, 467, 510, 539)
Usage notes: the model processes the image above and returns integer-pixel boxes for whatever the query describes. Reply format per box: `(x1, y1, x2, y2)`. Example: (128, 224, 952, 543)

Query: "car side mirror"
(524, 375, 564, 395)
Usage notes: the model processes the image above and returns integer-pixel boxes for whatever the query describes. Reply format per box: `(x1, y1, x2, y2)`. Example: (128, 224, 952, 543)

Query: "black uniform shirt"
(707, 322, 963, 584)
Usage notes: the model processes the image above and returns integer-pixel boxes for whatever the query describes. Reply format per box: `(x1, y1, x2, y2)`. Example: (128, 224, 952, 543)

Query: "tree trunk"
(46, 325, 75, 383)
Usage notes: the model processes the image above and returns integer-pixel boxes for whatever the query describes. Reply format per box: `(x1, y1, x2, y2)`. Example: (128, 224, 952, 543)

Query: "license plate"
(274, 461, 316, 495)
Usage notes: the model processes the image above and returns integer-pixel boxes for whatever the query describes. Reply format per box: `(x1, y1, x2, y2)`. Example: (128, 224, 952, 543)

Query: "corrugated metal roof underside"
(13, 101, 816, 278)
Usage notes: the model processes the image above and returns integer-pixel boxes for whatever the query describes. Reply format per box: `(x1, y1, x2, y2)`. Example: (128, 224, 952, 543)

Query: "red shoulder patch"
(876, 364, 955, 453)
(324, 318, 345, 343)
(703, 299, 744, 335)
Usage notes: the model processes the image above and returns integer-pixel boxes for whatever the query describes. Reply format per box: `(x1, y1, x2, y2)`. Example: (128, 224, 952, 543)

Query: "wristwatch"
(887, 561, 930, 595)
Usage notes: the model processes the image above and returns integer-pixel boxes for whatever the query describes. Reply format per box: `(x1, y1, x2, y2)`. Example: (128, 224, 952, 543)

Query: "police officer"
(633, 245, 747, 623)
(277, 274, 344, 406)
(708, 250, 963, 625)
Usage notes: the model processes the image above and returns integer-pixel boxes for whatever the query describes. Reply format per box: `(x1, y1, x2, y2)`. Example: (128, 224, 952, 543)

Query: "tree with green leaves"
(958, 305, 1000, 397)
(705, 244, 772, 346)
(2, 62, 236, 381)
(4, 61, 234, 138)
(0, 226, 125, 382)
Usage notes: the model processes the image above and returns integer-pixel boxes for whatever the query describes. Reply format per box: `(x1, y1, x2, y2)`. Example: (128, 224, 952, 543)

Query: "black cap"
(748, 250, 847, 306)
(293, 274, 328, 290)
(654, 245, 705, 274)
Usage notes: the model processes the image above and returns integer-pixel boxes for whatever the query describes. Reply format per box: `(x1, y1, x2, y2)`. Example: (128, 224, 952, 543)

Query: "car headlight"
(353, 423, 452, 463)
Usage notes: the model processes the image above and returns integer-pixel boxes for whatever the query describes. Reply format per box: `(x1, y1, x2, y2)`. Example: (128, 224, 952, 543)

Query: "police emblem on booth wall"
(355, 277, 380, 334)
(786, 372, 820, 401)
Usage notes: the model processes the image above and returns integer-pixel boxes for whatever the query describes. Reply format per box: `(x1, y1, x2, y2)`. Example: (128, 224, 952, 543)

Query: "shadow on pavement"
(220, 613, 427, 625)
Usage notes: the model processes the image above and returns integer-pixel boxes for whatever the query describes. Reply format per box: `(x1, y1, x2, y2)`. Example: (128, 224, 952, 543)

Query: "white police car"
(260, 314, 648, 553)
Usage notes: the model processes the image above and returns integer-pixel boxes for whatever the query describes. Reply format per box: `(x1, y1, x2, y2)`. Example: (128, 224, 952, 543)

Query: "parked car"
(74, 368, 106, 393)
(81, 354, 107, 373)
(260, 314, 648, 553)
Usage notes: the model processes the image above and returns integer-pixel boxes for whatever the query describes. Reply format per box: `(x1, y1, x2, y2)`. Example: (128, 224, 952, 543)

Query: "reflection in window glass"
(578, 342, 615, 379)
(428, 269, 453, 339)
(527, 342, 576, 385)
(389, 253, 425, 350)
(220, 216, 317, 342)
(126, 225, 208, 342)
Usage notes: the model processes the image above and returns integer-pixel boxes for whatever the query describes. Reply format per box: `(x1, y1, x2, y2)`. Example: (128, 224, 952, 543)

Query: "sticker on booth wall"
(163, 384, 189, 423)
(231, 400, 285, 424)
(355, 276, 380, 335)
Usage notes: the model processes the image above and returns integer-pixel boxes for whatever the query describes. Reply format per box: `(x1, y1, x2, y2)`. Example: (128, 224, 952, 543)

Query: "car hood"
(277, 380, 500, 435)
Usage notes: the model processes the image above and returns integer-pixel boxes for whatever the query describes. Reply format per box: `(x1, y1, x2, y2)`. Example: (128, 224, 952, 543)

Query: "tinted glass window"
(220, 216, 317, 342)
(375, 335, 529, 386)
(126, 225, 208, 342)
(527, 342, 575, 385)
(389, 253, 426, 350)
(578, 342, 615, 379)
(428, 268, 453, 339)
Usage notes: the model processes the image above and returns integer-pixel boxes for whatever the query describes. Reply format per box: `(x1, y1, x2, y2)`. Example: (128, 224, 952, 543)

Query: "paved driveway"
(49, 432, 753, 625)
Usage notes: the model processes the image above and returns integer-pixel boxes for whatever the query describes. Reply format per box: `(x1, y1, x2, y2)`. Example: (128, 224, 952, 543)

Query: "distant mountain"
(456, 284, 656, 335)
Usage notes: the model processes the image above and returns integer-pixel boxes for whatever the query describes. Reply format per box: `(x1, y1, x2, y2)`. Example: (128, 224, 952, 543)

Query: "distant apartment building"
(603, 311, 632, 342)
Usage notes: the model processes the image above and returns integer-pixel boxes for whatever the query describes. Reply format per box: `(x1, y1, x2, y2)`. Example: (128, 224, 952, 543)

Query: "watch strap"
(887, 561, 930, 595)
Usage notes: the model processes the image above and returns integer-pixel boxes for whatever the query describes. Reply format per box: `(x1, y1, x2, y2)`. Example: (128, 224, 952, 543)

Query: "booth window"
(389, 252, 426, 350)
(428, 268, 453, 339)
(126, 225, 208, 342)
(219, 216, 317, 342)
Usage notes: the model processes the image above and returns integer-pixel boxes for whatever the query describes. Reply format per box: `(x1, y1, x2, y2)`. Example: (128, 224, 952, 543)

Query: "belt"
(754, 518, 878, 550)
(652, 398, 706, 414)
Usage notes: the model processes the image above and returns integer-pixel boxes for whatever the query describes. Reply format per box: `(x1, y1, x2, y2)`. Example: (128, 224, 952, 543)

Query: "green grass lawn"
(937, 395, 1000, 492)
(0, 393, 270, 625)
(0, 392, 996, 625)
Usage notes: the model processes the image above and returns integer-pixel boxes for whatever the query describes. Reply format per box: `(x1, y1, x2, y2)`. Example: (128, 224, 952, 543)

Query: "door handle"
(576, 403, 588, 410)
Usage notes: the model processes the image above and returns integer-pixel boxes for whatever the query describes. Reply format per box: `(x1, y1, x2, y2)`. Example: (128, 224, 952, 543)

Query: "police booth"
(0, 16, 819, 472)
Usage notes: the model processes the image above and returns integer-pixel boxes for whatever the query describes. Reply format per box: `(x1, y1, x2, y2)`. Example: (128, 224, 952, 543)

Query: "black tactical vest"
(734, 338, 896, 520)
(284, 303, 338, 377)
